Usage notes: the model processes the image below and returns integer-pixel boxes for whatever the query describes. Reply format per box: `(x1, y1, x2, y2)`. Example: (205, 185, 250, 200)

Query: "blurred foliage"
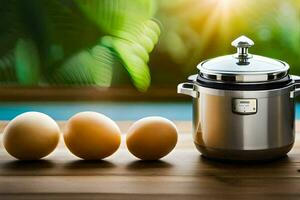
(0, 0, 160, 91)
(1, 0, 300, 90)
(151, 0, 300, 85)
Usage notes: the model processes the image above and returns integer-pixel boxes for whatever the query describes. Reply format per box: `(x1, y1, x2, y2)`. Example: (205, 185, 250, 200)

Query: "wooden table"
(1, 121, 300, 200)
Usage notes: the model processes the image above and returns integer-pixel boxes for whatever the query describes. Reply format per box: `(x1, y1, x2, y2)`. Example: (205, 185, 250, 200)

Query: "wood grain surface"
(1, 121, 300, 200)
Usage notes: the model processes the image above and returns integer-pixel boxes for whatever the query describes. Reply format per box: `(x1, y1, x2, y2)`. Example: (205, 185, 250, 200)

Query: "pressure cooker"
(177, 35, 300, 161)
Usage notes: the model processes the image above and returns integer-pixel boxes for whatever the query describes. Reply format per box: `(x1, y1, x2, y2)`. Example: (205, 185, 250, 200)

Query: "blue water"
(0, 102, 299, 121)
(296, 104, 300, 119)
(0, 102, 192, 121)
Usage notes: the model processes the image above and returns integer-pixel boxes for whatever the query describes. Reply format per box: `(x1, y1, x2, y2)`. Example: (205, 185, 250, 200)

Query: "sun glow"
(217, 0, 238, 12)
(193, 0, 245, 54)
(215, 0, 247, 20)
(207, 1, 248, 39)
(159, 0, 256, 66)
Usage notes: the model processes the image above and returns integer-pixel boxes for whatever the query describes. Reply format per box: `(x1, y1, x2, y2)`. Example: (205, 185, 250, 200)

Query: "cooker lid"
(198, 35, 289, 82)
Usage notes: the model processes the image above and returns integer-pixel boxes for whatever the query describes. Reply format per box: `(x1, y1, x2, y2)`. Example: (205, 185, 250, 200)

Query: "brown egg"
(3, 112, 60, 160)
(63, 112, 121, 160)
(126, 117, 178, 160)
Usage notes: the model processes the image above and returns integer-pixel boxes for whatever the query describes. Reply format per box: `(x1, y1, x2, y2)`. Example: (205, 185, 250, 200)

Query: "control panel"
(232, 99, 257, 115)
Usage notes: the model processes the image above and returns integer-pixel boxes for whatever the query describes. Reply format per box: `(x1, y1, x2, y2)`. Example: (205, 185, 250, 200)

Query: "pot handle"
(188, 74, 198, 81)
(177, 82, 199, 98)
(291, 75, 300, 97)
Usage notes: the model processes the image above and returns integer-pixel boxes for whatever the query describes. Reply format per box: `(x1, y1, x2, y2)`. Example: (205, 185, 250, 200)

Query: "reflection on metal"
(231, 35, 254, 64)
(177, 83, 199, 98)
(192, 86, 295, 160)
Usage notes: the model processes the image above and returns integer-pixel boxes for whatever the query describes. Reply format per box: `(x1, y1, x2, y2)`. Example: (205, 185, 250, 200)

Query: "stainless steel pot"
(177, 35, 300, 161)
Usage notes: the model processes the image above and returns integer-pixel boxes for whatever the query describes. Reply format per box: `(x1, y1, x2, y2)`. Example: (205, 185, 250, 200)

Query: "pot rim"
(193, 83, 294, 98)
(195, 74, 294, 91)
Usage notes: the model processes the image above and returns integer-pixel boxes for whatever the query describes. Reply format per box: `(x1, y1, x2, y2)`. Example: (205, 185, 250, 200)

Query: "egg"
(3, 112, 60, 160)
(63, 111, 121, 160)
(126, 116, 178, 160)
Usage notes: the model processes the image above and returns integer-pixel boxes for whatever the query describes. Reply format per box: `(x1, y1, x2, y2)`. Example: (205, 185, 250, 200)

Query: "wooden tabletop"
(1, 121, 300, 200)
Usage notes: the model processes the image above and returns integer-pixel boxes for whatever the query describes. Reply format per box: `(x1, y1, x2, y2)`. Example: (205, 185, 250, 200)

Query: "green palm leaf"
(111, 20, 160, 91)
(15, 39, 40, 85)
(111, 37, 151, 91)
(50, 44, 114, 86)
(76, 0, 160, 91)
(0, 52, 17, 84)
(77, 0, 154, 35)
(0, 0, 160, 91)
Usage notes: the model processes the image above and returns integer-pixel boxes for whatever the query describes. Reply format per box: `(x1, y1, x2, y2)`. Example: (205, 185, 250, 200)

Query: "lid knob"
(231, 35, 254, 64)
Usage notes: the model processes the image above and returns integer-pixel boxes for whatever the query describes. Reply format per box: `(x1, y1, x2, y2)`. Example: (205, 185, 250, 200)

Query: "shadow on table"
(126, 160, 173, 170)
(1, 160, 55, 171)
(64, 160, 115, 169)
(199, 154, 293, 167)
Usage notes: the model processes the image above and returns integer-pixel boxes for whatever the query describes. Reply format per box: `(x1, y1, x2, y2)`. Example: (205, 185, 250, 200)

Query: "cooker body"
(177, 35, 300, 161)
(192, 85, 295, 160)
